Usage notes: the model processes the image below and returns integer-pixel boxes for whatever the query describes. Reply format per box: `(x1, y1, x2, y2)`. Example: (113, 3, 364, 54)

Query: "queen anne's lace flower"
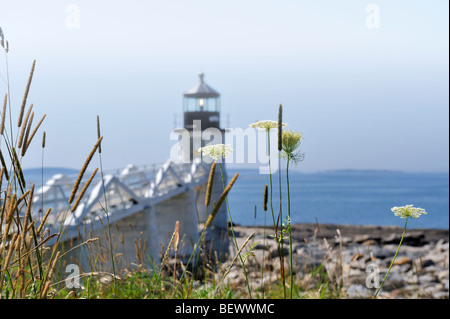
(282, 130, 302, 154)
(249, 120, 288, 130)
(391, 204, 427, 219)
(280, 130, 304, 164)
(198, 144, 233, 161)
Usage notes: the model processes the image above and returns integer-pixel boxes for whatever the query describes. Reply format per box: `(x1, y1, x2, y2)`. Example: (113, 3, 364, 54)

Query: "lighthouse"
(182, 73, 225, 160)
(180, 73, 230, 260)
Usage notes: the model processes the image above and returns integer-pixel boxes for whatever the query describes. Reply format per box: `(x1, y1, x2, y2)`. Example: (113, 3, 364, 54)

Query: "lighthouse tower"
(182, 73, 229, 260)
(182, 73, 224, 160)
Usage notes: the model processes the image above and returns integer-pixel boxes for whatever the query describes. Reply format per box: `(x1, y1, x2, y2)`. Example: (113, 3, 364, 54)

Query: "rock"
(354, 235, 381, 244)
(434, 240, 449, 252)
(422, 252, 447, 266)
(419, 273, 439, 284)
(405, 232, 427, 246)
(381, 234, 400, 245)
(226, 270, 240, 280)
(362, 239, 378, 246)
(393, 256, 411, 266)
(399, 263, 412, 273)
(404, 271, 419, 285)
(251, 249, 268, 264)
(336, 236, 353, 245)
(346, 268, 367, 286)
(295, 245, 325, 268)
(431, 291, 449, 299)
(438, 270, 449, 283)
(382, 232, 426, 247)
(382, 272, 405, 291)
(345, 284, 373, 298)
(268, 246, 290, 259)
(421, 259, 435, 268)
(374, 250, 396, 260)
(422, 284, 445, 298)
(253, 243, 269, 251)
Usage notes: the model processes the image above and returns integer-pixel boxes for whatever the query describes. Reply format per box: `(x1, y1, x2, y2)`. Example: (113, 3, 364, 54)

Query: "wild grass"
(0, 29, 353, 300)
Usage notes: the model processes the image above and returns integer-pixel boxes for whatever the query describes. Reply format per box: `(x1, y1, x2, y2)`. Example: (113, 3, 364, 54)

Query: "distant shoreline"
(225, 166, 449, 175)
(22, 166, 450, 175)
(232, 222, 449, 243)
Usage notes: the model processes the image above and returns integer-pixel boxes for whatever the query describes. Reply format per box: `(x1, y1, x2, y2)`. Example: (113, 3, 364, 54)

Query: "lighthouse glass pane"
(183, 97, 220, 112)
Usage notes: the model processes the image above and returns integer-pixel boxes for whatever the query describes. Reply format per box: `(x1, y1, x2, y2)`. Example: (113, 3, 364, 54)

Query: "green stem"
(41, 148, 44, 221)
(267, 131, 276, 233)
(374, 217, 409, 299)
(278, 144, 286, 299)
(219, 163, 252, 298)
(267, 130, 286, 298)
(286, 158, 293, 298)
(261, 207, 266, 298)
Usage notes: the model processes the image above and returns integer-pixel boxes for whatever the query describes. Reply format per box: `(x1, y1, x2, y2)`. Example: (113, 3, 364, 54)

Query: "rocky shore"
(220, 223, 449, 299)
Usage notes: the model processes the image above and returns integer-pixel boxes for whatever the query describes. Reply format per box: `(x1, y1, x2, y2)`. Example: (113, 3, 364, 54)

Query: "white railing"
(31, 158, 210, 245)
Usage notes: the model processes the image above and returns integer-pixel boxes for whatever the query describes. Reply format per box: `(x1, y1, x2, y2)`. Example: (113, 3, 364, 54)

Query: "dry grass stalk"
(1, 93, 6, 135)
(12, 147, 26, 188)
(278, 104, 283, 151)
(0, 234, 19, 268)
(22, 112, 34, 149)
(2, 191, 16, 239)
(0, 150, 9, 181)
(3, 183, 12, 218)
(16, 189, 31, 206)
(56, 237, 99, 261)
(23, 113, 46, 154)
(21, 184, 34, 238)
(40, 251, 60, 298)
(263, 184, 268, 211)
(172, 220, 180, 289)
(161, 224, 178, 273)
(204, 172, 239, 229)
(11, 233, 58, 267)
(20, 112, 34, 157)
(205, 162, 216, 207)
(17, 232, 31, 294)
(42, 131, 45, 148)
(0, 167, 4, 195)
(134, 238, 142, 266)
(68, 136, 103, 204)
(0, 233, 18, 289)
(97, 115, 102, 154)
(17, 59, 36, 128)
(70, 167, 98, 212)
(17, 103, 33, 148)
(18, 234, 27, 296)
(174, 220, 180, 254)
(36, 208, 52, 235)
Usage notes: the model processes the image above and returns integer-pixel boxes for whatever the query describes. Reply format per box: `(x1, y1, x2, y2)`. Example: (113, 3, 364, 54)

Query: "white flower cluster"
(391, 204, 427, 219)
(198, 144, 233, 161)
(249, 120, 288, 130)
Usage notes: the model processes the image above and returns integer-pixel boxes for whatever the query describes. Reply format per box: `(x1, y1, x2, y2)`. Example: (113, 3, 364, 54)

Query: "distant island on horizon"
(21, 166, 449, 178)
(225, 166, 448, 175)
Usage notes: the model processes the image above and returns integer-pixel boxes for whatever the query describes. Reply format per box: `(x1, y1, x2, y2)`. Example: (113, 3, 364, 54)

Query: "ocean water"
(225, 169, 449, 230)
(21, 167, 449, 230)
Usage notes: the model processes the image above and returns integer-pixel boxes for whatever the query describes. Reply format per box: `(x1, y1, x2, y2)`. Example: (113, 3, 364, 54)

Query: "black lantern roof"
(184, 73, 220, 98)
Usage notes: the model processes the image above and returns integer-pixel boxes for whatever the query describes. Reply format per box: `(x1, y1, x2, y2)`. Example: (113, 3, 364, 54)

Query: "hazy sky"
(0, 0, 448, 173)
